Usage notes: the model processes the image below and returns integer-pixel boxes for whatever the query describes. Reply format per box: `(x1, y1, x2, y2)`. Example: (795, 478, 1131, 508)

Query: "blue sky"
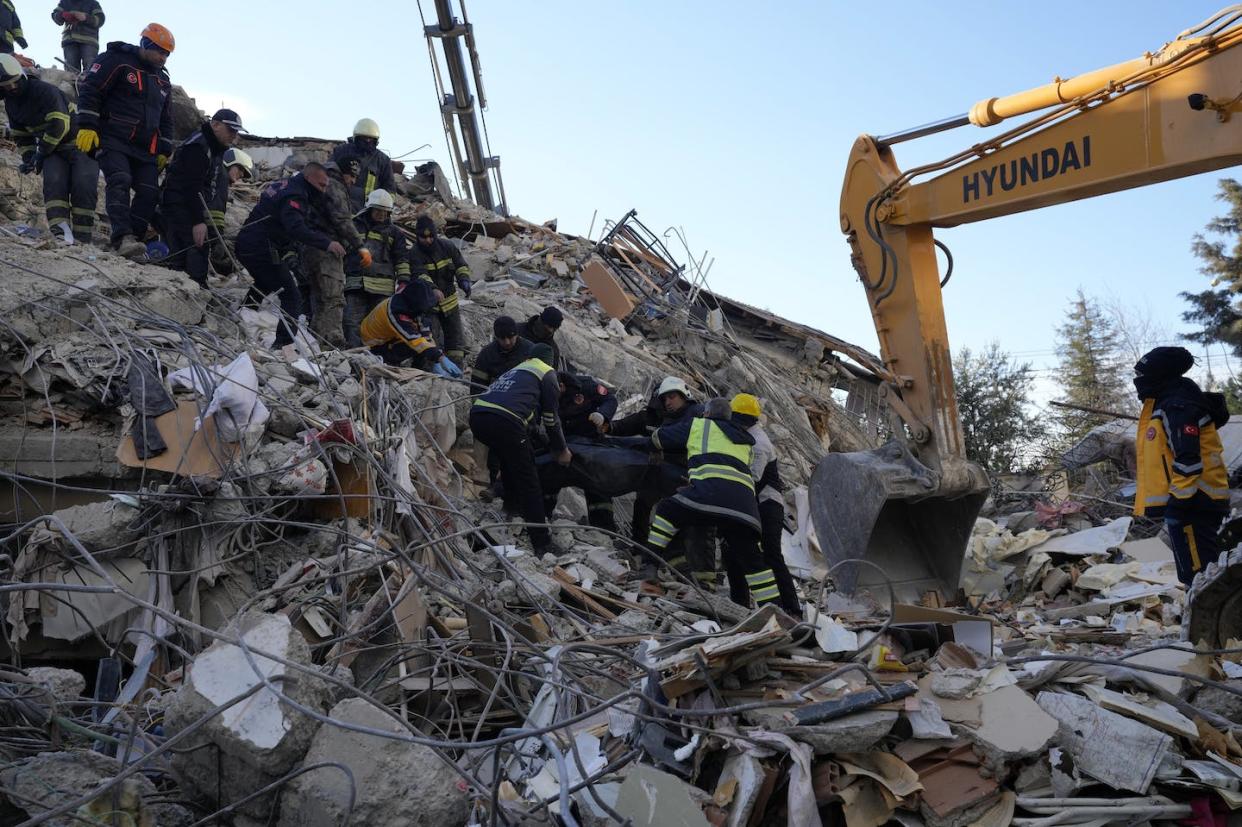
(28, 1, 1242, 389)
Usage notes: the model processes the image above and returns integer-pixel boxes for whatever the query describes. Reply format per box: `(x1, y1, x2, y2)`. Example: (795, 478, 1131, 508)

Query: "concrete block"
(25, 667, 85, 704)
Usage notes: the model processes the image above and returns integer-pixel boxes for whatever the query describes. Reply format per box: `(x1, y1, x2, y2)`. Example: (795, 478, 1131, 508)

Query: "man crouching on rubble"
(470, 343, 572, 556)
(1133, 346, 1231, 586)
(358, 277, 462, 378)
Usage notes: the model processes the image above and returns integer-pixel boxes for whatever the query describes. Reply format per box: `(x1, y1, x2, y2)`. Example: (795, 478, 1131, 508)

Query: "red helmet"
(140, 23, 175, 54)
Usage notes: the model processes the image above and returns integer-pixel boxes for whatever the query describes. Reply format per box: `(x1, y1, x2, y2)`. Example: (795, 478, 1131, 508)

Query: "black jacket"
(410, 237, 469, 293)
(0, 1, 22, 53)
(160, 123, 227, 227)
(559, 374, 618, 437)
(237, 174, 333, 255)
(518, 315, 563, 372)
(471, 336, 533, 387)
(52, 1, 104, 47)
(331, 138, 394, 210)
(4, 77, 76, 159)
(475, 361, 566, 453)
(611, 393, 702, 438)
(78, 41, 172, 158)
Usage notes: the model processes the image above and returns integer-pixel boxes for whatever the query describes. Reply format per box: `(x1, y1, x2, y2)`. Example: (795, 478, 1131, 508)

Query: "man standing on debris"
(0, 54, 97, 245)
(358, 278, 461, 377)
(619, 397, 781, 609)
(729, 393, 800, 614)
(332, 118, 394, 209)
(76, 23, 175, 260)
(344, 187, 409, 348)
(304, 157, 369, 346)
(0, 1, 24, 53)
(236, 162, 344, 349)
(471, 315, 533, 389)
(52, 1, 104, 73)
(158, 108, 244, 286)
(470, 342, 572, 555)
(1133, 346, 1231, 586)
(410, 215, 470, 369)
(519, 306, 565, 371)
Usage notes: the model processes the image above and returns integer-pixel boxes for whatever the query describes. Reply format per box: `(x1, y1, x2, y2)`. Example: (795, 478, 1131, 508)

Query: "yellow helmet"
(731, 393, 761, 418)
(353, 118, 380, 139)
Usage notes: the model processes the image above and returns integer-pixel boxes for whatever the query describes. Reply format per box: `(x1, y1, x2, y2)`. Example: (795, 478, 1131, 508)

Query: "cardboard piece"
(116, 400, 239, 478)
(891, 604, 993, 657)
(313, 458, 374, 520)
(581, 258, 638, 319)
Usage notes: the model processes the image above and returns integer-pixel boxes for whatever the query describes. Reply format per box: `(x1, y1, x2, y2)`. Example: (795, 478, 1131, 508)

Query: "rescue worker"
(158, 108, 244, 286)
(344, 187, 409, 348)
(236, 163, 344, 349)
(471, 315, 533, 389)
(305, 157, 369, 346)
(358, 278, 461, 377)
(76, 23, 174, 261)
(729, 393, 800, 614)
(558, 371, 620, 530)
(52, 1, 104, 73)
(623, 397, 781, 609)
(519, 306, 565, 371)
(331, 118, 394, 209)
(0, 53, 97, 245)
(410, 214, 470, 368)
(469, 342, 572, 555)
(0, 1, 24, 54)
(205, 146, 253, 276)
(1133, 346, 1231, 586)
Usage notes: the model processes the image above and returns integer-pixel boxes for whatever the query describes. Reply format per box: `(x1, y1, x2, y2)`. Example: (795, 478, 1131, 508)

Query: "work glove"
(588, 411, 606, 430)
(18, 150, 43, 175)
(358, 248, 373, 269)
(457, 276, 472, 298)
(75, 128, 99, 154)
(156, 154, 169, 171)
(432, 355, 463, 379)
(15, 37, 27, 49)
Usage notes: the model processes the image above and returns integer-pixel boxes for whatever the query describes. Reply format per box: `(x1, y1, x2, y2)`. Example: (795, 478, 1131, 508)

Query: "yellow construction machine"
(814, 6, 1242, 642)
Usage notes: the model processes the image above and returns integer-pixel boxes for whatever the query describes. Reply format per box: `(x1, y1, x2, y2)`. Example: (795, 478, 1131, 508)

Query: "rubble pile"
(0, 81, 1237, 827)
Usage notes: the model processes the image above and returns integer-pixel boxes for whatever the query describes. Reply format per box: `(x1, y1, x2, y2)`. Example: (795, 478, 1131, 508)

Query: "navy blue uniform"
(53, 1, 104, 72)
(0, 0, 24, 54)
(236, 174, 334, 347)
(331, 138, 394, 210)
(160, 123, 227, 284)
(78, 41, 172, 244)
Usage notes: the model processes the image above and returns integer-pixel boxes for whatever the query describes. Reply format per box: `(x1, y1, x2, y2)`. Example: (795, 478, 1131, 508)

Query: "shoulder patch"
(1183, 423, 1200, 436)
(288, 199, 301, 210)
(88, 62, 101, 74)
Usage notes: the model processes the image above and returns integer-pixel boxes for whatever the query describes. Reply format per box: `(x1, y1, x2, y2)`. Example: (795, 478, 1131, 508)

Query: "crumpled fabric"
(169, 352, 270, 443)
(126, 354, 175, 459)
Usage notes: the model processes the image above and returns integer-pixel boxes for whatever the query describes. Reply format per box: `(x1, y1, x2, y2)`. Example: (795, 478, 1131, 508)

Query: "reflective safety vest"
(1134, 397, 1229, 516)
(472, 358, 553, 425)
(350, 223, 411, 296)
(686, 418, 755, 491)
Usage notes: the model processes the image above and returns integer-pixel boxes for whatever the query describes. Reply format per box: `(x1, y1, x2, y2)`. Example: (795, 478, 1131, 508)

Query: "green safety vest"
(686, 419, 754, 491)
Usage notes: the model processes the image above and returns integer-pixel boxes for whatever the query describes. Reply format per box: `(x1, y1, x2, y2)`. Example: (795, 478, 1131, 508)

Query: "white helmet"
(365, 188, 394, 211)
(353, 118, 380, 139)
(223, 147, 253, 180)
(657, 376, 691, 399)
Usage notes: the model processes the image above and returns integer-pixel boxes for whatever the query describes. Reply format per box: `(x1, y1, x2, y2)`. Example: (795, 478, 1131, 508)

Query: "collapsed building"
(0, 68, 1239, 827)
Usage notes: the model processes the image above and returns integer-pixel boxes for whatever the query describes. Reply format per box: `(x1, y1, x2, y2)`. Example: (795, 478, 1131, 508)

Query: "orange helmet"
(140, 23, 175, 54)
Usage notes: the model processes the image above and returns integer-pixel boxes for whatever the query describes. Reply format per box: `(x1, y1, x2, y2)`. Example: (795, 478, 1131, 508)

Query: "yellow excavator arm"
(816, 7, 1242, 602)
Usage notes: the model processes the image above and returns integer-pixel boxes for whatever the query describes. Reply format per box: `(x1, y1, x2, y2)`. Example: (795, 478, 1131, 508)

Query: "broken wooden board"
(313, 458, 374, 520)
(116, 401, 238, 478)
(581, 258, 638, 320)
(1036, 690, 1172, 793)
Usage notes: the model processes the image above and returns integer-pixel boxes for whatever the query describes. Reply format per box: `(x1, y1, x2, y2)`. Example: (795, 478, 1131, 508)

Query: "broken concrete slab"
(615, 763, 712, 827)
(25, 667, 85, 704)
(1035, 690, 1172, 794)
(745, 707, 898, 754)
(1122, 647, 1213, 698)
(929, 680, 1058, 765)
(277, 698, 468, 827)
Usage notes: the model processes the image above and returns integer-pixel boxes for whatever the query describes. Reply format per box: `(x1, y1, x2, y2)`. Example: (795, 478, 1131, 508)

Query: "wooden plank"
(553, 567, 618, 620)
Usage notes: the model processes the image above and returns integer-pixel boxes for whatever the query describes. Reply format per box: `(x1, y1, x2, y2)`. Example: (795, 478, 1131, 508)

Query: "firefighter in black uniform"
(76, 23, 174, 260)
(410, 215, 471, 369)
(203, 147, 253, 276)
(159, 108, 244, 286)
(557, 372, 620, 529)
(0, 54, 98, 244)
(331, 118, 394, 210)
(236, 163, 344, 349)
(0, 1, 24, 54)
(358, 278, 461, 377)
(519, 306, 565, 371)
(52, 1, 104, 73)
(469, 343, 572, 554)
(344, 187, 409, 347)
(471, 316, 533, 390)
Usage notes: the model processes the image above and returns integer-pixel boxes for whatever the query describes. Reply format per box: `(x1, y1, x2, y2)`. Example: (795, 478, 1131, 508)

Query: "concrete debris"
(0, 63, 1235, 827)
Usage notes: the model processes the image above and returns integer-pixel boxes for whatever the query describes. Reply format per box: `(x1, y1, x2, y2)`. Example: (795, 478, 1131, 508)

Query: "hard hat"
(657, 376, 690, 399)
(365, 188, 394, 211)
(223, 148, 253, 180)
(0, 53, 24, 90)
(731, 393, 761, 418)
(139, 23, 175, 53)
(353, 118, 381, 139)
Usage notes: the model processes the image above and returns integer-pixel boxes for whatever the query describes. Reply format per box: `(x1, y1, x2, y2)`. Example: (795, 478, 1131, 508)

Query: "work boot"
(116, 235, 147, 261)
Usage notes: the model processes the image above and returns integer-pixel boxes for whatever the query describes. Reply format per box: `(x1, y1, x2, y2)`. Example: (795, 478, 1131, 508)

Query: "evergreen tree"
(1182, 178, 1242, 356)
(1054, 289, 1130, 442)
(954, 342, 1043, 473)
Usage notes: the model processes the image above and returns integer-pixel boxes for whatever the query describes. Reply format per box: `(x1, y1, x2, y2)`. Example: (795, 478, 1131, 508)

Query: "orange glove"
(358, 248, 373, 269)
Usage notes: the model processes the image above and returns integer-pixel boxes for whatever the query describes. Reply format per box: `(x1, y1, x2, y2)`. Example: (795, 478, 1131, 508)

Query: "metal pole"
(876, 113, 971, 146)
(431, 0, 496, 211)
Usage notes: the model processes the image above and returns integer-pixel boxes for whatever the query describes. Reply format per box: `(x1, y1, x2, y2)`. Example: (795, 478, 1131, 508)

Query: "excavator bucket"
(1185, 545, 1242, 649)
(808, 440, 989, 603)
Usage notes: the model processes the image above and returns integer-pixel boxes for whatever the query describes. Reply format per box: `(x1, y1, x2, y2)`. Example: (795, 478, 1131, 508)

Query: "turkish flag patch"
(1183, 423, 1200, 436)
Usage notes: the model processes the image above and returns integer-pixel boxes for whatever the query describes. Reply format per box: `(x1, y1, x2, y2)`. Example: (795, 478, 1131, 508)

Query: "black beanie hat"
(415, 215, 436, 237)
(540, 306, 564, 328)
(1134, 346, 1194, 379)
(493, 315, 518, 337)
(530, 343, 555, 363)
